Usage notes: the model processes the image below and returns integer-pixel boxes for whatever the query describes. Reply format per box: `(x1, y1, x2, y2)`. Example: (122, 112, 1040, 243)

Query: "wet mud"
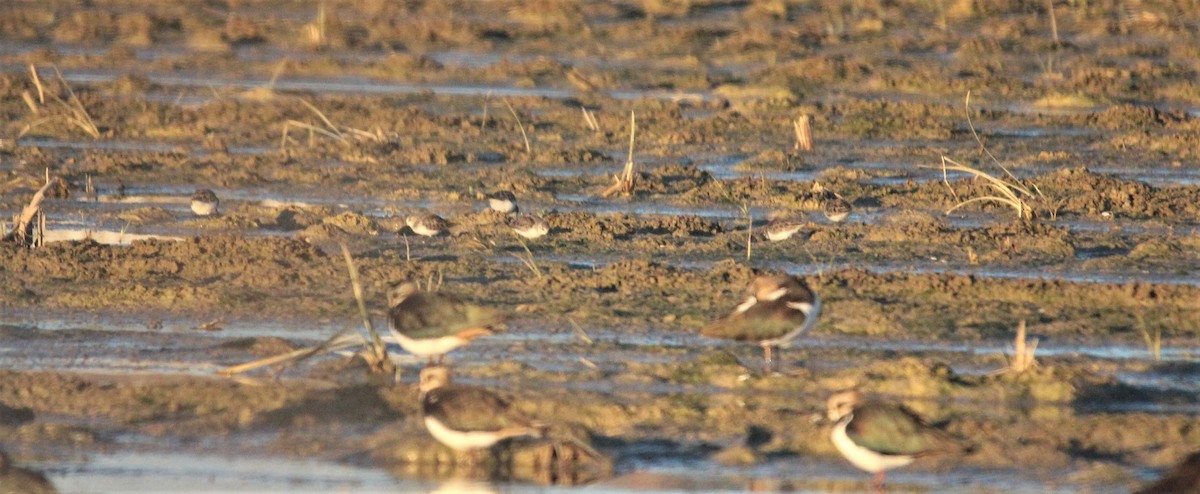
(1, 0, 1199, 492)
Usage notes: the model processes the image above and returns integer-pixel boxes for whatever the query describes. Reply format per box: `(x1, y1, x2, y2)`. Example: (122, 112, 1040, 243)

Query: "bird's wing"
(424, 386, 529, 432)
(846, 403, 960, 456)
(701, 298, 810, 342)
(389, 293, 505, 339)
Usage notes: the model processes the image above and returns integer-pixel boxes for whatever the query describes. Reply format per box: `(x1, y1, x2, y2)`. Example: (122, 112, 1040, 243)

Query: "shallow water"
(43, 450, 404, 493)
(3, 3, 1199, 491)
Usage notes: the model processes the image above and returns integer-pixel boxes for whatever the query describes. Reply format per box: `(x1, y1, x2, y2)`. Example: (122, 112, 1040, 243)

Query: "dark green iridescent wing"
(389, 292, 505, 339)
(423, 385, 528, 432)
(701, 299, 808, 342)
(846, 403, 959, 456)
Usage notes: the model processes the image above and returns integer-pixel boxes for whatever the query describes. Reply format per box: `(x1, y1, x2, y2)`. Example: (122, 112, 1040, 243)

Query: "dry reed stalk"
(1010, 320, 1038, 372)
(512, 237, 542, 278)
(280, 98, 378, 151)
(29, 64, 44, 104)
(989, 320, 1038, 376)
(793, 114, 813, 152)
(340, 243, 394, 375)
(3, 174, 55, 247)
(218, 332, 365, 376)
(742, 201, 753, 261)
(218, 244, 397, 378)
(305, 2, 327, 47)
(936, 156, 1034, 221)
(1137, 315, 1162, 361)
(18, 66, 101, 140)
(601, 112, 638, 197)
(567, 317, 592, 345)
(581, 107, 599, 131)
(1046, 0, 1059, 45)
(503, 98, 532, 155)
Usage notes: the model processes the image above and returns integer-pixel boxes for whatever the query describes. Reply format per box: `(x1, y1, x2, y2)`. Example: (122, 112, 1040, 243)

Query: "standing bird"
(823, 195, 852, 223)
(763, 215, 810, 242)
(190, 189, 219, 216)
(827, 391, 967, 493)
(406, 213, 453, 237)
(485, 190, 519, 214)
(386, 282, 505, 363)
(0, 452, 57, 494)
(1135, 451, 1200, 494)
(511, 214, 549, 240)
(700, 274, 821, 373)
(419, 366, 545, 453)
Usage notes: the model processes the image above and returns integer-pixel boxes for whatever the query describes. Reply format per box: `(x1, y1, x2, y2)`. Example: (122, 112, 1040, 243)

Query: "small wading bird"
(386, 281, 506, 364)
(511, 214, 549, 240)
(190, 189, 219, 216)
(823, 195, 852, 222)
(701, 274, 821, 373)
(827, 391, 968, 493)
(763, 215, 810, 242)
(419, 366, 546, 454)
(406, 213, 453, 237)
(485, 190, 519, 214)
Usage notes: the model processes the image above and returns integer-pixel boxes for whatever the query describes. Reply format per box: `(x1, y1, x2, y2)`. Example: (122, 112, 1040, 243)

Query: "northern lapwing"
(386, 281, 505, 363)
(827, 391, 967, 492)
(701, 274, 821, 373)
(419, 366, 545, 453)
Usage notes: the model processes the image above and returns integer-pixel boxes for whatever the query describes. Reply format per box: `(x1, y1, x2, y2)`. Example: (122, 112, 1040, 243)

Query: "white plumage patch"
(514, 224, 548, 239)
(488, 198, 517, 213)
(410, 224, 442, 236)
(831, 415, 915, 474)
(734, 296, 758, 313)
(765, 225, 802, 242)
(390, 329, 467, 357)
(191, 201, 217, 216)
(424, 416, 503, 451)
(763, 296, 821, 347)
(785, 301, 814, 316)
(760, 287, 788, 301)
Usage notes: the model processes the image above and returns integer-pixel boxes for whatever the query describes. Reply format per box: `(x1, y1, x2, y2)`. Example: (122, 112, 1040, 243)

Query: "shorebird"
(190, 189, 219, 216)
(386, 281, 505, 363)
(823, 195, 852, 223)
(485, 190, 519, 214)
(0, 452, 56, 494)
(700, 274, 821, 373)
(419, 366, 545, 453)
(827, 391, 967, 493)
(406, 213, 452, 237)
(1136, 451, 1200, 494)
(763, 215, 809, 242)
(511, 214, 549, 240)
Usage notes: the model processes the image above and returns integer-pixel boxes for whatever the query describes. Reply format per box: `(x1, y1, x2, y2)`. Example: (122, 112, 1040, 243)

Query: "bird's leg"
(761, 344, 774, 375)
(872, 471, 886, 494)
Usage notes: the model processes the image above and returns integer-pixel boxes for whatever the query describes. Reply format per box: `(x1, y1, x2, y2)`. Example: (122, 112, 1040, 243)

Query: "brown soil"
(1, 0, 1199, 491)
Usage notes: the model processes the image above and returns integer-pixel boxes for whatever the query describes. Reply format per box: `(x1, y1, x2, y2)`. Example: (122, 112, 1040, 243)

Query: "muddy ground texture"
(1, 0, 1200, 491)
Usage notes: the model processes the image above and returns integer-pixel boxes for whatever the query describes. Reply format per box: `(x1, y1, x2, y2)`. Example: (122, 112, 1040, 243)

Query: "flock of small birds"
(181, 186, 1191, 492)
(186, 184, 850, 243)
(374, 186, 970, 492)
(403, 190, 551, 241)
